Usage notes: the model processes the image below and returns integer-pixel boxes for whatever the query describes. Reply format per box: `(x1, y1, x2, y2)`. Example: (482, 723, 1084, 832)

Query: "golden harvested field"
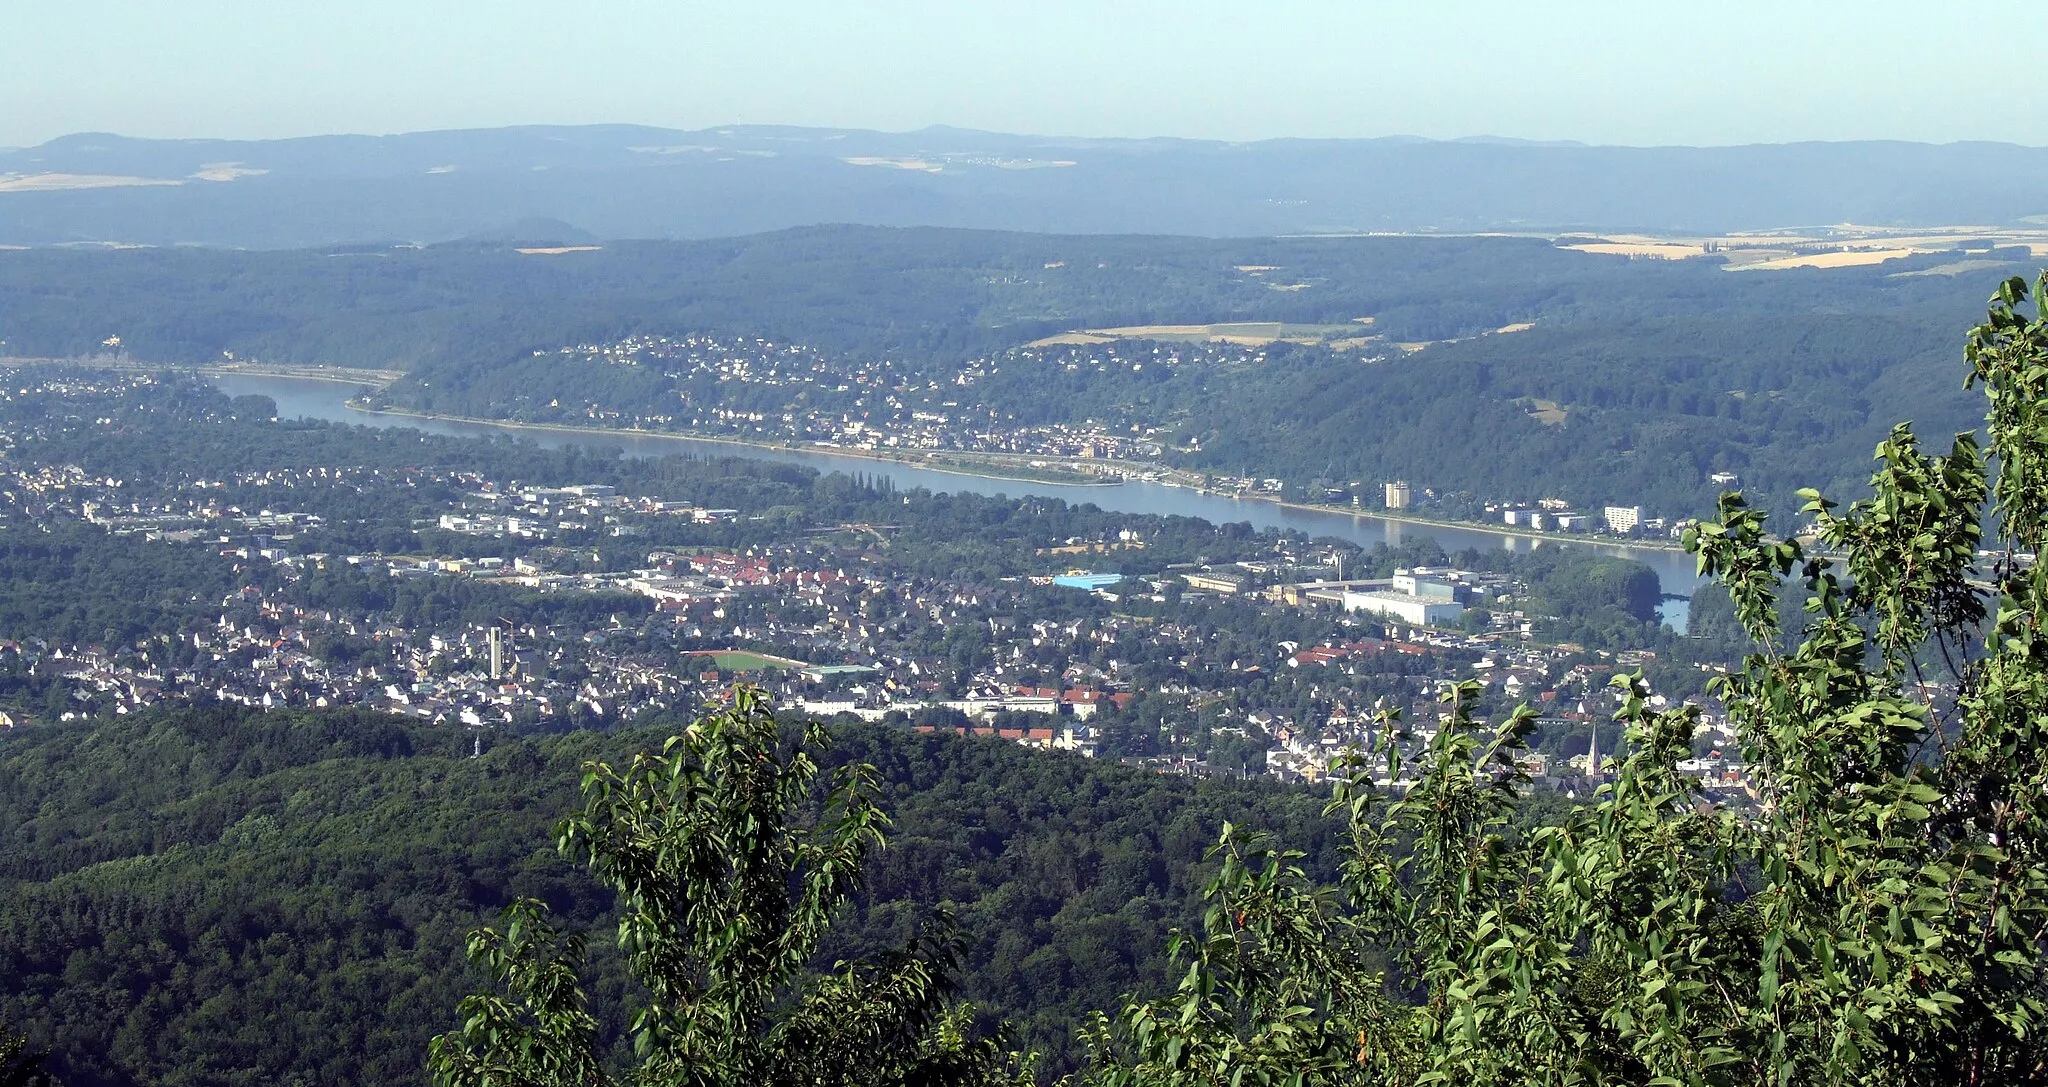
(1026, 322, 1370, 348)
(1557, 224, 2048, 273)
(1728, 248, 1918, 271)
(1560, 242, 1708, 259)
(841, 156, 944, 172)
(0, 173, 183, 193)
(191, 164, 269, 182)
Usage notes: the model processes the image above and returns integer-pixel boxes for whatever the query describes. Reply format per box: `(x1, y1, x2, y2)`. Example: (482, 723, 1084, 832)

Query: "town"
(381, 333, 1701, 541)
(0, 367, 1760, 802)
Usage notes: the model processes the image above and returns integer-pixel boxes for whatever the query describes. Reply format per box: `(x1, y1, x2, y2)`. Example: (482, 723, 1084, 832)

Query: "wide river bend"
(211, 374, 1703, 627)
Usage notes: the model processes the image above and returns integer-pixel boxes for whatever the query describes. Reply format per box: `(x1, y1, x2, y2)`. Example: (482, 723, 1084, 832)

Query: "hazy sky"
(7, 1, 2045, 148)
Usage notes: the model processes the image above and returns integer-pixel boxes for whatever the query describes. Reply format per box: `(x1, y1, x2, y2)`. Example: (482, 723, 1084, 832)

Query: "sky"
(6, 0, 2046, 149)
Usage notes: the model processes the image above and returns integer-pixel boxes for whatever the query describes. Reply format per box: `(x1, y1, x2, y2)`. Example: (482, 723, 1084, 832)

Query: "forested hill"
(2, 229, 1505, 366)
(1106, 311, 1981, 519)
(0, 228, 2019, 367)
(0, 228, 2022, 516)
(0, 705, 1338, 1085)
(8, 125, 2048, 246)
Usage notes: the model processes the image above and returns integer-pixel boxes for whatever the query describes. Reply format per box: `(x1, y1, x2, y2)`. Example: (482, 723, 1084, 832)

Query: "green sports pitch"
(691, 650, 805, 672)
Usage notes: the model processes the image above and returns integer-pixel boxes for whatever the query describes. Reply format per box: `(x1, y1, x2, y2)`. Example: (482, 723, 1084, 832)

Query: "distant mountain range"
(4, 124, 2048, 247)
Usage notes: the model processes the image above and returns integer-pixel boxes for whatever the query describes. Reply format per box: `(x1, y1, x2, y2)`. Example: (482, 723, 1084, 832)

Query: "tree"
(1087, 276, 2048, 1085)
(428, 687, 1029, 1087)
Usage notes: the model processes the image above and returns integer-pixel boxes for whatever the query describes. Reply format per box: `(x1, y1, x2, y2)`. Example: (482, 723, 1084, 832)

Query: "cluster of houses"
(0, 371, 1767, 801)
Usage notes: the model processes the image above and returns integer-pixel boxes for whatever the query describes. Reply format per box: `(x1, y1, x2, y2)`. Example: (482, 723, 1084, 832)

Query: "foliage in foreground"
(1081, 277, 2048, 1086)
(430, 276, 2048, 1086)
(427, 687, 1030, 1087)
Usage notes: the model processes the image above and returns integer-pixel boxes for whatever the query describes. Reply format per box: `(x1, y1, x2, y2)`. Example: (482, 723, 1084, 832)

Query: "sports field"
(687, 650, 806, 671)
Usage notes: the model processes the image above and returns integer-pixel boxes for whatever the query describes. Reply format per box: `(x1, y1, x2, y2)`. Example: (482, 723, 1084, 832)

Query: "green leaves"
(1101, 274, 2048, 1085)
(1083, 825, 1410, 1087)
(430, 687, 1025, 1087)
(428, 900, 603, 1087)
(1808, 425, 1986, 670)
(1686, 492, 1803, 650)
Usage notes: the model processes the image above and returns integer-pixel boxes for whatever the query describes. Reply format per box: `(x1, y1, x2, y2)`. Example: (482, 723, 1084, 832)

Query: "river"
(212, 374, 1703, 627)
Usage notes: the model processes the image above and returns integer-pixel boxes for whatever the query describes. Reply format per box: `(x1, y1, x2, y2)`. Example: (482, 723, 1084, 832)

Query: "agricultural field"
(1721, 247, 1919, 271)
(1027, 320, 1376, 349)
(1557, 224, 2048, 272)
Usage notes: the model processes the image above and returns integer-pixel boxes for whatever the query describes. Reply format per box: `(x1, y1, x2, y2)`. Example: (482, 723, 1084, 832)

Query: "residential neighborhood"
(0, 368, 1766, 808)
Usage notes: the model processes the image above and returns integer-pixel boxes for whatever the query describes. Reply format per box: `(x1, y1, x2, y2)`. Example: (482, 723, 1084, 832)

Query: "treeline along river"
(211, 374, 1704, 627)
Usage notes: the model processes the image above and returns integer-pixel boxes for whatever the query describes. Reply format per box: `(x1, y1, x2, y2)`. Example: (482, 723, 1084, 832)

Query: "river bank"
(349, 402, 1693, 557)
(11, 360, 1700, 562)
(4, 358, 407, 386)
(1257, 495, 1694, 556)
(202, 364, 404, 386)
(208, 373, 1711, 617)
(85, 362, 1692, 557)
(344, 402, 1123, 488)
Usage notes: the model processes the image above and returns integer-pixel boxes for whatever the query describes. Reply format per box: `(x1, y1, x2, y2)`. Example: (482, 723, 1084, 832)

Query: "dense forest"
(2, 227, 2015, 518)
(0, 227, 2009, 368)
(0, 231, 1632, 366)
(960, 311, 1985, 518)
(0, 704, 1340, 1084)
(5, 244, 2047, 1085)
(0, 227, 1998, 368)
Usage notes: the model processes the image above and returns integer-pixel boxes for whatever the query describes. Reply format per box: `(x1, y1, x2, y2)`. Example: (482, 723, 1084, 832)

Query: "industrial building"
(1340, 590, 1465, 627)
(1182, 571, 1248, 594)
(1392, 570, 1458, 599)
(1335, 568, 1467, 626)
